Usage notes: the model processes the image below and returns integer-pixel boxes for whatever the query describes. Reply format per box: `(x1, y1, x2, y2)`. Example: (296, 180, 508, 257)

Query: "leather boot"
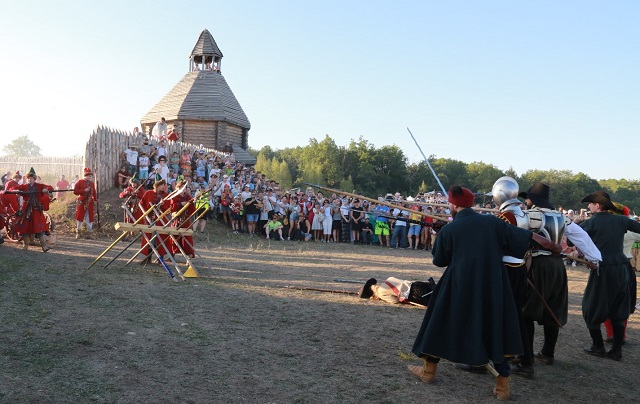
(408, 358, 437, 384)
(585, 328, 606, 357)
(493, 376, 510, 401)
(40, 233, 50, 252)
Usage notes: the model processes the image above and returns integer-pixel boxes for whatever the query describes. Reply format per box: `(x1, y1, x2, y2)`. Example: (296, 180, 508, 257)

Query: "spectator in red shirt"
(55, 175, 70, 199)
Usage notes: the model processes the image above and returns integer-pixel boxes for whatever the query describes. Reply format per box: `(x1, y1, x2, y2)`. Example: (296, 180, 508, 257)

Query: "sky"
(1, 0, 638, 181)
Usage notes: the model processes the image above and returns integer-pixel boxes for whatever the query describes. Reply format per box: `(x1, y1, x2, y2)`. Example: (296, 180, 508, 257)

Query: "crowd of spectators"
(109, 132, 640, 258)
(110, 134, 458, 249)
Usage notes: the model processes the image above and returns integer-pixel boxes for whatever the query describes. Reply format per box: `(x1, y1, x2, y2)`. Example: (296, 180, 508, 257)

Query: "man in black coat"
(408, 186, 561, 401)
(580, 191, 640, 361)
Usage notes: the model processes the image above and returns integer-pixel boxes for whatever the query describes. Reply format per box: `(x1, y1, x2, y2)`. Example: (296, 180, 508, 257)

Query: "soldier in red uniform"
(170, 180, 196, 257)
(139, 179, 172, 264)
(119, 174, 146, 241)
(1, 171, 22, 216)
(73, 167, 98, 239)
(12, 167, 54, 251)
(0, 193, 6, 245)
(119, 174, 146, 222)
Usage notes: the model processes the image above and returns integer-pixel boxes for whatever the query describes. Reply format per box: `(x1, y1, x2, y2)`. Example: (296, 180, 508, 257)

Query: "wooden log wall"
(0, 156, 83, 184)
(141, 120, 245, 151)
(219, 122, 245, 148)
(182, 120, 217, 149)
(83, 125, 219, 193)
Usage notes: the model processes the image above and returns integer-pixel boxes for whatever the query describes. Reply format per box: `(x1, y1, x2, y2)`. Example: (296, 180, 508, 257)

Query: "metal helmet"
(491, 176, 520, 209)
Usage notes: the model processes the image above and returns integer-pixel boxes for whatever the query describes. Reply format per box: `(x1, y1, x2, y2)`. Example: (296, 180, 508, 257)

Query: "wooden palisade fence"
(0, 156, 83, 182)
(84, 125, 219, 193)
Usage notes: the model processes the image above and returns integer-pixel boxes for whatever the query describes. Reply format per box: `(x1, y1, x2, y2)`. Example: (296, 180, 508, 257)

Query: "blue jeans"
(390, 225, 407, 248)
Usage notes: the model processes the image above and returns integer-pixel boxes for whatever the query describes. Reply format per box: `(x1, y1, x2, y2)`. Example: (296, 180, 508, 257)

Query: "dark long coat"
(580, 212, 640, 328)
(412, 208, 531, 365)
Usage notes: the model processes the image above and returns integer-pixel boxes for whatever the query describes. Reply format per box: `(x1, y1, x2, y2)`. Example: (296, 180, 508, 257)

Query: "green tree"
(417, 180, 430, 194)
(339, 175, 355, 195)
(301, 162, 324, 187)
(466, 162, 504, 194)
(341, 137, 379, 196)
(2, 135, 41, 157)
(430, 158, 469, 191)
(274, 159, 293, 191)
(372, 145, 408, 194)
(298, 135, 341, 187)
(254, 152, 272, 178)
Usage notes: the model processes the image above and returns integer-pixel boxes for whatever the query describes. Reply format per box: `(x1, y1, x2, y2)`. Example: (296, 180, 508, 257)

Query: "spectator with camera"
(244, 191, 261, 237)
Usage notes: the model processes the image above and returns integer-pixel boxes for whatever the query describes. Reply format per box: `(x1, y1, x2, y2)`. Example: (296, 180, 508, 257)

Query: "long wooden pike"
(86, 185, 187, 269)
(334, 278, 367, 284)
(407, 127, 448, 197)
(303, 183, 449, 223)
(283, 286, 359, 295)
(130, 188, 211, 262)
(2, 189, 75, 194)
(408, 200, 498, 213)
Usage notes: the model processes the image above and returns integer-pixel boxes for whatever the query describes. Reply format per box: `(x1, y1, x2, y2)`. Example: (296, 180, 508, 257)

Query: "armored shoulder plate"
(502, 203, 530, 229)
(525, 208, 565, 244)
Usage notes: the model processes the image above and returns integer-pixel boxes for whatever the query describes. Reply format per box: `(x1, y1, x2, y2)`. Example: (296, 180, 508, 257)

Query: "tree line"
(250, 134, 639, 214)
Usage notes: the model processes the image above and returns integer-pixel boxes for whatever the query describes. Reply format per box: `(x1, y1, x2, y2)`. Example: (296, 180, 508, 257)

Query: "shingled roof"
(140, 70, 251, 129)
(191, 29, 223, 58)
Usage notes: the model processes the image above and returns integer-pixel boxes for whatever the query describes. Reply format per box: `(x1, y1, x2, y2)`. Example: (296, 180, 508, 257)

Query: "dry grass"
(0, 190, 639, 403)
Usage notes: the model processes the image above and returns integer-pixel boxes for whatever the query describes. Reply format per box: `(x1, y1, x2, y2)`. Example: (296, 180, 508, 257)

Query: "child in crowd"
(167, 170, 177, 190)
(230, 195, 244, 234)
(138, 152, 150, 180)
(264, 213, 284, 240)
(170, 151, 180, 174)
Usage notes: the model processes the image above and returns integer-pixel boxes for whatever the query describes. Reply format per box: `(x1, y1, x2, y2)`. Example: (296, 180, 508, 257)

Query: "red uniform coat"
(119, 185, 146, 222)
(14, 182, 54, 235)
(74, 178, 97, 222)
(2, 179, 21, 214)
(140, 189, 171, 256)
(170, 193, 195, 256)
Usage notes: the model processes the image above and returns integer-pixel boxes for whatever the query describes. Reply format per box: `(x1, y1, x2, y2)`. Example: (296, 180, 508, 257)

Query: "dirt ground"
(1, 195, 639, 403)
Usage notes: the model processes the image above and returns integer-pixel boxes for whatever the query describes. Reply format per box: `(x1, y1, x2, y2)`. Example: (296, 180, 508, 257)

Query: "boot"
(408, 358, 437, 384)
(75, 229, 81, 239)
(86, 229, 96, 240)
(140, 255, 152, 265)
(493, 376, 510, 401)
(22, 237, 29, 250)
(40, 233, 50, 252)
(608, 322, 625, 361)
(584, 328, 606, 358)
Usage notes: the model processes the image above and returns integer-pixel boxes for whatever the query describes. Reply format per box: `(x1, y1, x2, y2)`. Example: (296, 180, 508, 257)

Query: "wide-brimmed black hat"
(581, 191, 615, 211)
(358, 278, 377, 299)
(518, 182, 553, 209)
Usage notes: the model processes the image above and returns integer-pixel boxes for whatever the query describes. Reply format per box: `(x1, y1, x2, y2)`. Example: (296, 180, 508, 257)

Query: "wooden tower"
(140, 29, 254, 163)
